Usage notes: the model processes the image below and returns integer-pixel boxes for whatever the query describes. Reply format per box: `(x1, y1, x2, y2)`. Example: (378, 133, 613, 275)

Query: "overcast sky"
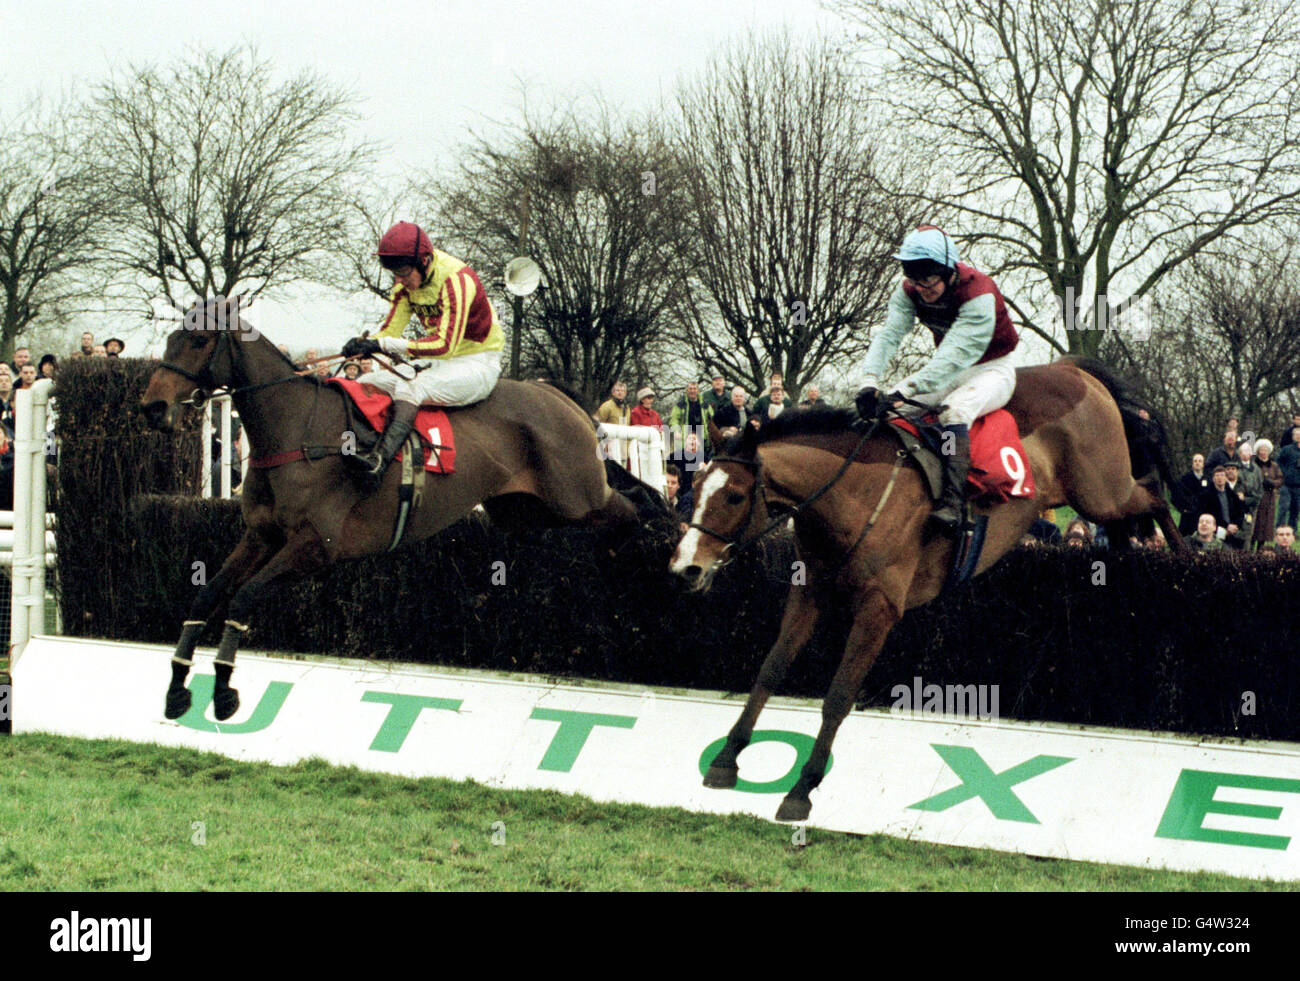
(4, 0, 853, 361)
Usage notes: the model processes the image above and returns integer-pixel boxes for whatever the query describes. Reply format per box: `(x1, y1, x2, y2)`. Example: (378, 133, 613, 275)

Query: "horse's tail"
(1066, 357, 1179, 493)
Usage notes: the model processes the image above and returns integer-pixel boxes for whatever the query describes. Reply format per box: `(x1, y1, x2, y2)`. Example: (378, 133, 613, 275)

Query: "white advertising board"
(11, 635, 1300, 881)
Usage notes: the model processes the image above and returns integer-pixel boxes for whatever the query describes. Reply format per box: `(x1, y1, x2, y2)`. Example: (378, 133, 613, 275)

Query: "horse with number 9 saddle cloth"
(889, 408, 1035, 505)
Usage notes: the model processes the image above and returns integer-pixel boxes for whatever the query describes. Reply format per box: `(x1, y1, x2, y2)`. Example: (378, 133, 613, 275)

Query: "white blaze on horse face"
(670, 467, 731, 574)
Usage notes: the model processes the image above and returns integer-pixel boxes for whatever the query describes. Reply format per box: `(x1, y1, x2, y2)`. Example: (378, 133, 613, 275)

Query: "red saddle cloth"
(326, 378, 456, 474)
(890, 409, 1034, 502)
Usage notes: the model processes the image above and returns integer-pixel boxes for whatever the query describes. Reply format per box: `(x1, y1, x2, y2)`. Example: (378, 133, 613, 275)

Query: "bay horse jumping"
(141, 298, 638, 721)
(670, 358, 1184, 822)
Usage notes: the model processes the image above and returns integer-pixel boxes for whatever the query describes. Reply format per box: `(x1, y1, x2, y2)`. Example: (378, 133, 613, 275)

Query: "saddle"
(326, 378, 456, 474)
(888, 409, 1034, 504)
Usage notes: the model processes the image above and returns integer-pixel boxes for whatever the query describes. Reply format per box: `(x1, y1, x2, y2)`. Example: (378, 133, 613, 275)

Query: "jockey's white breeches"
(909, 354, 1018, 428)
(357, 349, 502, 407)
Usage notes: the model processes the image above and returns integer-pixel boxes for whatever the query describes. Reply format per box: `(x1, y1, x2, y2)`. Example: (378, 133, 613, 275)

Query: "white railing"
(201, 394, 247, 499)
(9, 379, 54, 660)
(596, 423, 668, 494)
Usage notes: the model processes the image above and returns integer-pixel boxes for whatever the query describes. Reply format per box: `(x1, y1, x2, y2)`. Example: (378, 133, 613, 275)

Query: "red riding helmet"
(375, 221, 433, 272)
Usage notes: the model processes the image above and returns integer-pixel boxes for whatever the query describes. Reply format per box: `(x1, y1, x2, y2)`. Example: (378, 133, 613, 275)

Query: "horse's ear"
(740, 419, 760, 454)
(707, 417, 724, 451)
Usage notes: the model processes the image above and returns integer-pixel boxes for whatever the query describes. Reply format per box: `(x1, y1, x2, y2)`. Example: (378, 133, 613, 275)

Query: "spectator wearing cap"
(343, 361, 361, 380)
(38, 354, 57, 379)
(629, 386, 662, 429)
(1190, 513, 1225, 551)
(701, 373, 729, 414)
(1197, 464, 1245, 548)
(1252, 439, 1284, 548)
(104, 338, 125, 357)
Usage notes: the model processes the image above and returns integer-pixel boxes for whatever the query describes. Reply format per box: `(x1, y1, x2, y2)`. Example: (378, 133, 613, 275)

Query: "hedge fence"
(51, 358, 1300, 741)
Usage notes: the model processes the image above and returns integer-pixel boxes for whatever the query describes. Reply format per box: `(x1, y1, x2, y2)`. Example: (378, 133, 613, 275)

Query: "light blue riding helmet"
(893, 225, 960, 272)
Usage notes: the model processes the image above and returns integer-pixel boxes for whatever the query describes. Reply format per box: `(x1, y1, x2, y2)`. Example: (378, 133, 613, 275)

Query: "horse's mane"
(719, 405, 856, 455)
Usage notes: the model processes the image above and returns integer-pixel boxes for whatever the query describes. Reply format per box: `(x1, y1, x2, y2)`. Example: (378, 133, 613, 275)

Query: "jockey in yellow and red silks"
(342, 221, 505, 486)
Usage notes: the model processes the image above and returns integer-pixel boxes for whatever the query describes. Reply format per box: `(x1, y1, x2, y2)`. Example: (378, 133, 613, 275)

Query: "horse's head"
(140, 297, 251, 430)
(670, 420, 764, 591)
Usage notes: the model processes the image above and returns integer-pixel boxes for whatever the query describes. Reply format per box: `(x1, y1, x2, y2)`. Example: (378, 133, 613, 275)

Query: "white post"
(593, 423, 666, 494)
(201, 399, 213, 498)
(219, 396, 232, 498)
(9, 379, 53, 663)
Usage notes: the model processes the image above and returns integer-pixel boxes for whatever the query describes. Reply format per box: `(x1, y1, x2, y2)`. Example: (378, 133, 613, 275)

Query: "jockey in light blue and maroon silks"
(856, 225, 1019, 533)
(342, 221, 505, 488)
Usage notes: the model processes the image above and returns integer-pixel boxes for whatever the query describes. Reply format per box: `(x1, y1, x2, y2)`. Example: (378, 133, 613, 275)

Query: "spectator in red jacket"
(629, 387, 662, 429)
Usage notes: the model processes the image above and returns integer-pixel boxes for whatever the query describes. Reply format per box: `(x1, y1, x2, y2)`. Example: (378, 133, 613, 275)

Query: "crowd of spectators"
(595, 370, 826, 533)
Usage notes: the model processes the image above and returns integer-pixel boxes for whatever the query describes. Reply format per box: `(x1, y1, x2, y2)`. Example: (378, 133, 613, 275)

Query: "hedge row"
(51, 357, 1300, 740)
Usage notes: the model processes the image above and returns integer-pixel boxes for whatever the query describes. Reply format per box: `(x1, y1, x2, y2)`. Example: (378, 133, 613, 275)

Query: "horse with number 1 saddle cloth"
(324, 377, 457, 474)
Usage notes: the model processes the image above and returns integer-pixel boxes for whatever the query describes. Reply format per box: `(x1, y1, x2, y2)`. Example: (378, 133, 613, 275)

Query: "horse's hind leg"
(704, 579, 824, 788)
(165, 530, 275, 719)
(192, 531, 326, 722)
(776, 588, 897, 822)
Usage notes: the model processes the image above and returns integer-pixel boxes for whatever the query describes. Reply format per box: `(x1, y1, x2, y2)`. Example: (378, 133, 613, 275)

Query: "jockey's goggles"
(379, 255, 419, 274)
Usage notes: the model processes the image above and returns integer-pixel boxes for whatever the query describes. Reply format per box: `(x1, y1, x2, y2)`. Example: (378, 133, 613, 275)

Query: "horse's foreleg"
(704, 582, 824, 789)
(776, 589, 897, 822)
(165, 532, 274, 720)
(204, 531, 327, 722)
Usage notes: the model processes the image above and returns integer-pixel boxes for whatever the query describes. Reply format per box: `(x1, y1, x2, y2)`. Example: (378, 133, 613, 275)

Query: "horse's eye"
(726, 491, 746, 506)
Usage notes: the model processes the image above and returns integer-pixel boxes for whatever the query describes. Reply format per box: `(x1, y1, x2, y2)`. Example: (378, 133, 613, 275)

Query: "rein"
(690, 400, 926, 560)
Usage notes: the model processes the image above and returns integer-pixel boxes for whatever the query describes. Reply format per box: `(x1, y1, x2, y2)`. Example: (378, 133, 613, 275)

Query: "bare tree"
(673, 31, 930, 400)
(0, 101, 116, 358)
(434, 104, 689, 405)
(1104, 234, 1300, 458)
(835, 0, 1300, 358)
(91, 45, 378, 313)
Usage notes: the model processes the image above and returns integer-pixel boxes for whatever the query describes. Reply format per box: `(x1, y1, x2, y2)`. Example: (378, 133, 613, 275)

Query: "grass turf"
(0, 732, 1292, 891)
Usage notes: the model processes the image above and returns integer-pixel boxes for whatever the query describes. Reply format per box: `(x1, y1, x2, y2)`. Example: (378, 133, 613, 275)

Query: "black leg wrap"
(211, 623, 245, 721)
(175, 621, 204, 662)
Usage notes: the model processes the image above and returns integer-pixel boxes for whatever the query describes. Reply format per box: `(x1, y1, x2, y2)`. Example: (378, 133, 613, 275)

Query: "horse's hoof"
(164, 687, 192, 720)
(703, 765, 739, 789)
(213, 687, 241, 721)
(775, 796, 812, 823)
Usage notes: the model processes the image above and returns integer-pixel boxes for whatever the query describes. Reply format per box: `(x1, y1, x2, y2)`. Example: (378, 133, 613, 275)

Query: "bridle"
(688, 415, 904, 560)
(159, 329, 305, 407)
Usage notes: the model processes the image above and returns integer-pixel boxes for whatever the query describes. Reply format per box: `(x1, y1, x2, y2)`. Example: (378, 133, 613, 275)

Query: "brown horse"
(141, 298, 638, 721)
(671, 358, 1183, 822)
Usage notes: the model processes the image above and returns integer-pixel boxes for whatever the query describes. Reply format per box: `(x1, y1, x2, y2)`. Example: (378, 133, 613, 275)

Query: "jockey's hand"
(854, 385, 879, 419)
(342, 336, 380, 359)
(884, 391, 907, 411)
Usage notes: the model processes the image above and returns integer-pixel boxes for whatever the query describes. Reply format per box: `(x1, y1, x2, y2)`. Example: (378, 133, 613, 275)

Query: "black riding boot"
(932, 424, 971, 534)
(351, 400, 418, 490)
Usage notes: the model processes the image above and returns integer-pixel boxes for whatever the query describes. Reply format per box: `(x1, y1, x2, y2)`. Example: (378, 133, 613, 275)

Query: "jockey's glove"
(377, 336, 410, 358)
(854, 385, 879, 420)
(342, 336, 381, 358)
